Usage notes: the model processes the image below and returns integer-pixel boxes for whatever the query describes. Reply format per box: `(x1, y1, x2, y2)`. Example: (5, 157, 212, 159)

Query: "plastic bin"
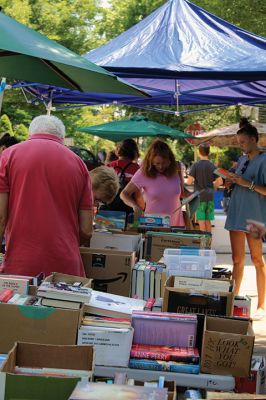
(163, 248, 216, 278)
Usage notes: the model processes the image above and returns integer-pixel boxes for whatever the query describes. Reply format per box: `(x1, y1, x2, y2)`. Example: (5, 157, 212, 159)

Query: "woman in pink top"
(120, 139, 184, 227)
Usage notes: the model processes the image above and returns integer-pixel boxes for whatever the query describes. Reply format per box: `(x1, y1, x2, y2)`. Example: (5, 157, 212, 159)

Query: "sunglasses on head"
(240, 159, 249, 175)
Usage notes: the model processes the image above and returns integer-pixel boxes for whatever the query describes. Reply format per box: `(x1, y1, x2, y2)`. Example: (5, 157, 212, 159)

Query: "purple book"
(132, 311, 197, 348)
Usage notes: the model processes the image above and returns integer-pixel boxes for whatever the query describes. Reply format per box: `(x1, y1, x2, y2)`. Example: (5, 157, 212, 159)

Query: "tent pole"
(174, 80, 180, 117)
(0, 78, 6, 115)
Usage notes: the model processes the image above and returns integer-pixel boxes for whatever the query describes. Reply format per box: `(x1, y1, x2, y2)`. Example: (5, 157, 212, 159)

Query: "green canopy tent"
(77, 115, 194, 142)
(0, 11, 148, 98)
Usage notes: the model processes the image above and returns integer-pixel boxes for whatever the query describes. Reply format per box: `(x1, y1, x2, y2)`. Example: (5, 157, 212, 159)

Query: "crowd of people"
(0, 114, 265, 317)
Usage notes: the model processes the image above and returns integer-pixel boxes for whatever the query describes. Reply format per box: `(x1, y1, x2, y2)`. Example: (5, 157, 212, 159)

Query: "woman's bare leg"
(229, 230, 246, 295)
(246, 233, 266, 310)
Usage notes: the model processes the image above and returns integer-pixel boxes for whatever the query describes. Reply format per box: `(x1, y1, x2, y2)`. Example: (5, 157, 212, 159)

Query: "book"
(132, 311, 197, 348)
(41, 297, 82, 310)
(0, 276, 29, 295)
(214, 168, 235, 180)
(144, 298, 156, 311)
(37, 281, 92, 303)
(0, 272, 44, 286)
(173, 276, 231, 292)
(152, 297, 163, 312)
(129, 358, 200, 374)
(8, 294, 39, 306)
(82, 315, 131, 328)
(69, 381, 168, 400)
(130, 344, 199, 364)
(0, 289, 14, 303)
(95, 210, 127, 230)
(85, 290, 145, 318)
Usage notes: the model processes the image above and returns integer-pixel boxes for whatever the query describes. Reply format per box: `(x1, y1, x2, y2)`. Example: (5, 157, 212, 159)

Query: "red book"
(130, 344, 199, 364)
(0, 289, 14, 303)
(144, 298, 156, 311)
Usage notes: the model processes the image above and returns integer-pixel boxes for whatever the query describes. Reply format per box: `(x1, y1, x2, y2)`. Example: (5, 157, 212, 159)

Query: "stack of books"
(78, 316, 133, 367)
(37, 281, 92, 309)
(131, 260, 166, 300)
(130, 311, 199, 374)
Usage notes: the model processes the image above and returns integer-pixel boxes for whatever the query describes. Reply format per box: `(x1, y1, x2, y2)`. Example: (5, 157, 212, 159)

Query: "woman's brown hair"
(141, 139, 178, 178)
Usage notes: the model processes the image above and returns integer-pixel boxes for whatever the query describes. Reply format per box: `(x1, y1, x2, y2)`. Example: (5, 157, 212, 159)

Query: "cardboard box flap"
(206, 316, 250, 334)
(45, 272, 92, 288)
(80, 247, 135, 256)
(2, 342, 94, 372)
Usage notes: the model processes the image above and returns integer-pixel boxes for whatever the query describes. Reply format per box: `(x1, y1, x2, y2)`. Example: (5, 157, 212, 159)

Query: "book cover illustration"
(95, 210, 127, 230)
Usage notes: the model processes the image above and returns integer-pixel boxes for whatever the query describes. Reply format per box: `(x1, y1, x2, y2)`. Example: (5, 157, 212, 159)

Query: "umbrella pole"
(0, 78, 6, 114)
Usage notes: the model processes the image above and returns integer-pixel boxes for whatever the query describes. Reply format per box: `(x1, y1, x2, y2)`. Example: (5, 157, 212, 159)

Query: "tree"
(0, 114, 13, 135)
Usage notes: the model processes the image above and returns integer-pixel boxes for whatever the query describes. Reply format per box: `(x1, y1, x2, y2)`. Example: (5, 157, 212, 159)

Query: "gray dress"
(225, 153, 266, 232)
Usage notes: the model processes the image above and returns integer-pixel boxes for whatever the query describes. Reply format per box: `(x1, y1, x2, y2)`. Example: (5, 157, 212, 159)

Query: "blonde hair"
(90, 166, 119, 204)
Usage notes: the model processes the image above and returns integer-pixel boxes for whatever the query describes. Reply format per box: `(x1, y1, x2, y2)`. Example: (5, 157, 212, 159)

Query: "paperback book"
(214, 168, 235, 180)
(130, 344, 199, 364)
(129, 358, 200, 374)
(85, 290, 145, 318)
(95, 210, 127, 230)
(37, 281, 92, 303)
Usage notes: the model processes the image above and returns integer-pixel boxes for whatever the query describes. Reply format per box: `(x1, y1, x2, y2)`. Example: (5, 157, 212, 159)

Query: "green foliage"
(0, 0, 265, 164)
(14, 124, 28, 141)
(0, 114, 13, 135)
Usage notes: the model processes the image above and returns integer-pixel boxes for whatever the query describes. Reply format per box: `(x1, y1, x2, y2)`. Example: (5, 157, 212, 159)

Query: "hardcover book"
(132, 311, 197, 348)
(41, 298, 82, 310)
(130, 344, 199, 364)
(129, 358, 200, 374)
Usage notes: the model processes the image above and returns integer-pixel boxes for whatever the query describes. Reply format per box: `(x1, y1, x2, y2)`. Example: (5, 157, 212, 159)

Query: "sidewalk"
(216, 253, 266, 357)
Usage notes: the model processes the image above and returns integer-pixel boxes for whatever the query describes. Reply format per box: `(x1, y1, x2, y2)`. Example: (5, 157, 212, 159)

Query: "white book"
(85, 290, 145, 318)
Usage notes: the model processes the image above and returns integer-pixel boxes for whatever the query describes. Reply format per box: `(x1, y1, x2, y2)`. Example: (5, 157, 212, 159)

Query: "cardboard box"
(77, 325, 133, 367)
(0, 342, 94, 400)
(90, 231, 142, 253)
(163, 276, 234, 316)
(235, 356, 266, 394)
(44, 272, 92, 288)
(0, 303, 83, 353)
(201, 316, 255, 377)
(145, 232, 207, 261)
(80, 247, 135, 297)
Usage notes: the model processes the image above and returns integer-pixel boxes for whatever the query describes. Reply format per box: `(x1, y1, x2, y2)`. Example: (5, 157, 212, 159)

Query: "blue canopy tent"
(18, 0, 266, 111)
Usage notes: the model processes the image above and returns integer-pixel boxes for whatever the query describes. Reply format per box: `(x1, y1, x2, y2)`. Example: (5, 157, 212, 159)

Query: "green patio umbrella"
(0, 11, 147, 96)
(78, 115, 194, 142)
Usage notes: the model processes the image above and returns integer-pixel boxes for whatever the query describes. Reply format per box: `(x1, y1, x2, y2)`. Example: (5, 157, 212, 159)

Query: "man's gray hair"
(29, 115, 66, 139)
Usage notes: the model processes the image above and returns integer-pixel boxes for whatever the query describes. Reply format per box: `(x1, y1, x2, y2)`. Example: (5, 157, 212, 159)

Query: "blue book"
(129, 358, 200, 374)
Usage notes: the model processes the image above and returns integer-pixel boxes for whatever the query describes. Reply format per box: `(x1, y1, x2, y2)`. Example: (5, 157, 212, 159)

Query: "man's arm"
(79, 209, 93, 247)
(0, 193, 8, 243)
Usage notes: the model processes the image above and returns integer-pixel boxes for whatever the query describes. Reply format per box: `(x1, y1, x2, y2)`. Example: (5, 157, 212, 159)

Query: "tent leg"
(0, 78, 6, 115)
